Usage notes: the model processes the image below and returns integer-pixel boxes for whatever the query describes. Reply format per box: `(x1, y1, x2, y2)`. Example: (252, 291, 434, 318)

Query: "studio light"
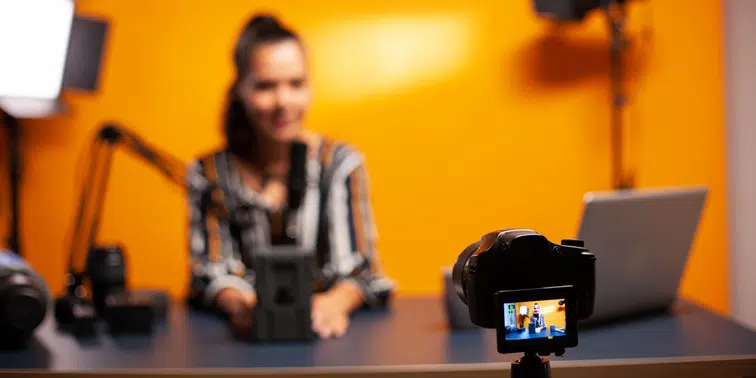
(531, 0, 633, 189)
(0, 0, 75, 117)
(532, 0, 620, 22)
(0, 0, 109, 257)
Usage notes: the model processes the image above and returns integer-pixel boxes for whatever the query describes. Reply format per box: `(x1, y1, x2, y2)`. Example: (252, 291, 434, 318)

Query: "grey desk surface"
(2, 296, 756, 376)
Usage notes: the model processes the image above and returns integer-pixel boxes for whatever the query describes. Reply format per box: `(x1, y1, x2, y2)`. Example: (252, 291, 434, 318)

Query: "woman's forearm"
(326, 279, 365, 313)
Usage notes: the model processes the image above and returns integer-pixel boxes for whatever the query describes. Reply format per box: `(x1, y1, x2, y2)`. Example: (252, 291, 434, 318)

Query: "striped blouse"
(186, 138, 395, 310)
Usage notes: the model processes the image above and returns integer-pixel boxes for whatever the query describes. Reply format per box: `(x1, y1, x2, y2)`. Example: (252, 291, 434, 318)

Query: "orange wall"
(4, 0, 727, 314)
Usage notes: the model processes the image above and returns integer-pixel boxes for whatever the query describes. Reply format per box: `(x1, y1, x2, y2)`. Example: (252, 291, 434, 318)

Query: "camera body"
(452, 229, 596, 355)
(0, 249, 50, 349)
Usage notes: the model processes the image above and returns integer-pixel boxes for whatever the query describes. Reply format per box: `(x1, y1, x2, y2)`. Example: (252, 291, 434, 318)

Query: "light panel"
(0, 0, 75, 100)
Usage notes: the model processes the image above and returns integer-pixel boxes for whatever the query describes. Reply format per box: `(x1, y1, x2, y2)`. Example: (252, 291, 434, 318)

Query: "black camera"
(452, 229, 596, 357)
(0, 249, 50, 349)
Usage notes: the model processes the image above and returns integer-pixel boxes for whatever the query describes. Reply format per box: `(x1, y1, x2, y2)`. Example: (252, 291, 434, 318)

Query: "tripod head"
(511, 351, 552, 378)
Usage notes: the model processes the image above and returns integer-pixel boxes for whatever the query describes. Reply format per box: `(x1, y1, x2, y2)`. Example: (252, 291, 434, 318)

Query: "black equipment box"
(104, 290, 155, 334)
(250, 245, 317, 342)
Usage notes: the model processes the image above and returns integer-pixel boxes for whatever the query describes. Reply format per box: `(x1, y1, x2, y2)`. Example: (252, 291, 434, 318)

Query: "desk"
(1, 296, 756, 378)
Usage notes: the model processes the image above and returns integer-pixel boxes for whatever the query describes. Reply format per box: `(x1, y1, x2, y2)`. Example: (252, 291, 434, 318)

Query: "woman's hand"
(310, 280, 364, 339)
(311, 293, 350, 338)
(216, 288, 257, 336)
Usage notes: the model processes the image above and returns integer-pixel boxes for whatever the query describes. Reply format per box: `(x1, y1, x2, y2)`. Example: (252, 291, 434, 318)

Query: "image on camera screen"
(502, 299, 567, 340)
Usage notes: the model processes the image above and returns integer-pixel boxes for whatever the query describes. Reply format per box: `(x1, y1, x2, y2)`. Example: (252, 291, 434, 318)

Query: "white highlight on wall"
(308, 13, 475, 101)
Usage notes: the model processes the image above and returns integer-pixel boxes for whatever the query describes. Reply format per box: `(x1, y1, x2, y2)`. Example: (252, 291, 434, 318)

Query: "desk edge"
(3, 354, 756, 378)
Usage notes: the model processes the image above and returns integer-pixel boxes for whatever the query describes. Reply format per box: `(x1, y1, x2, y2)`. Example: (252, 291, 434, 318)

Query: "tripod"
(511, 351, 552, 378)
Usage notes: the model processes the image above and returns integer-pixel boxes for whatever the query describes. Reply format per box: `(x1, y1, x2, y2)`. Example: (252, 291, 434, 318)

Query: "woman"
(186, 14, 394, 339)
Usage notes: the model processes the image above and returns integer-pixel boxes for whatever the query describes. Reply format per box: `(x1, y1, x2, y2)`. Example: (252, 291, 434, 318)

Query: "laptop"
(576, 185, 708, 326)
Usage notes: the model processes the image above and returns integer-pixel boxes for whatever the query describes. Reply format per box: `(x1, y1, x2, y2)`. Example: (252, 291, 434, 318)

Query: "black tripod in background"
(2, 112, 21, 255)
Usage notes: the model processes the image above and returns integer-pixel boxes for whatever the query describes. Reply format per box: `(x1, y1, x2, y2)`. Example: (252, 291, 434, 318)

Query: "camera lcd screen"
(502, 299, 567, 340)
(494, 285, 577, 354)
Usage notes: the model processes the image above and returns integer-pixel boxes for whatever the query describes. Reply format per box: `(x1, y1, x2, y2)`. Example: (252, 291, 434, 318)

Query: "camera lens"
(4, 287, 46, 332)
(0, 274, 49, 348)
(0, 251, 50, 348)
(452, 242, 479, 304)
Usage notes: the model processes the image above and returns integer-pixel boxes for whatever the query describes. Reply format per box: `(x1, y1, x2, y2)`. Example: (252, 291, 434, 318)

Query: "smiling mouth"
(273, 119, 292, 128)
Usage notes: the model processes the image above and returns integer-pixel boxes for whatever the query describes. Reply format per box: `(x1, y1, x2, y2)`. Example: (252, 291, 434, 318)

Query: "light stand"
(604, 0, 632, 189)
(1, 1, 74, 257)
(532, 0, 634, 189)
(2, 112, 21, 254)
(1, 0, 109, 256)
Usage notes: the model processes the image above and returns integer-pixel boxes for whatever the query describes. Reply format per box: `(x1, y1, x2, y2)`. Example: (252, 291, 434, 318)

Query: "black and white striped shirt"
(186, 137, 395, 309)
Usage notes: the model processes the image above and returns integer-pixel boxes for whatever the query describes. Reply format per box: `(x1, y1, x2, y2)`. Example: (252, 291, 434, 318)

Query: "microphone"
(287, 142, 308, 211)
(250, 142, 318, 342)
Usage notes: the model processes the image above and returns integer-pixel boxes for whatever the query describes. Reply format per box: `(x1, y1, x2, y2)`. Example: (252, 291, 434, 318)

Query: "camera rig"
(453, 229, 596, 378)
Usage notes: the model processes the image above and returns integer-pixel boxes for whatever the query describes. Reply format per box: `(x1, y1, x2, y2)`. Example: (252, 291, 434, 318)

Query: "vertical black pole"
(607, 1, 631, 190)
(4, 113, 22, 255)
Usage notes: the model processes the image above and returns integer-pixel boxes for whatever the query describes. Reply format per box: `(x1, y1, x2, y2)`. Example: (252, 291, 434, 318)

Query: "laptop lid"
(576, 186, 708, 325)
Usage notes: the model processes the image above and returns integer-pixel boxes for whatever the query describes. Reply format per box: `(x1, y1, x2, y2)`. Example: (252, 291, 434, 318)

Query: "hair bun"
(232, 12, 298, 72)
(249, 14, 281, 32)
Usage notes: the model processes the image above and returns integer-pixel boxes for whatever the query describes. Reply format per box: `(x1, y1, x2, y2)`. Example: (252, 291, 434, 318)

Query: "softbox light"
(0, 0, 75, 118)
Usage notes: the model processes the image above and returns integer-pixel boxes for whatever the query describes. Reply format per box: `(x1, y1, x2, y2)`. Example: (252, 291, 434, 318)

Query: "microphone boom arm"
(65, 123, 220, 295)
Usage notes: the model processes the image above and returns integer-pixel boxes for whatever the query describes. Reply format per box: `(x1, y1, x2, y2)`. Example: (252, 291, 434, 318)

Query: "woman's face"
(238, 39, 310, 143)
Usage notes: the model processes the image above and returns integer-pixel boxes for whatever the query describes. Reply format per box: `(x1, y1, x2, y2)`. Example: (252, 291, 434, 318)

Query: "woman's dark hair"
(224, 14, 300, 160)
